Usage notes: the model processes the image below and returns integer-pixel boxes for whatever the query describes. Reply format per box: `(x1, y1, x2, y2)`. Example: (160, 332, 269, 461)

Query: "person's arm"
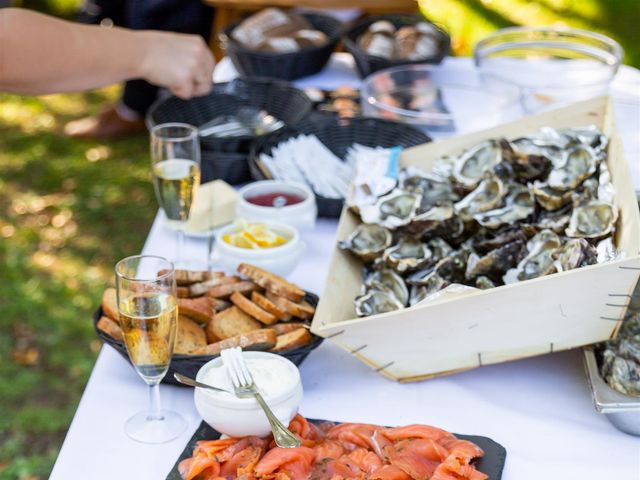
(0, 8, 214, 98)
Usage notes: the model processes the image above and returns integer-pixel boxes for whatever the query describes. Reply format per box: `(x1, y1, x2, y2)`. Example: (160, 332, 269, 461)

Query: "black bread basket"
(343, 14, 451, 78)
(249, 115, 431, 218)
(221, 13, 342, 81)
(94, 292, 323, 387)
(146, 78, 313, 185)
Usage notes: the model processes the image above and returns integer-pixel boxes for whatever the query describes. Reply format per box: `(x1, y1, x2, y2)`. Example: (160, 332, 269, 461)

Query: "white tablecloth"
(50, 56, 640, 480)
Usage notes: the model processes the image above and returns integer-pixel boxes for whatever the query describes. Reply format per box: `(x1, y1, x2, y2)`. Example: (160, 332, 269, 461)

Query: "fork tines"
(221, 347, 253, 390)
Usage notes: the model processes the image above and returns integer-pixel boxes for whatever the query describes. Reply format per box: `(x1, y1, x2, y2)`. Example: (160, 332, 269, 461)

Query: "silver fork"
(220, 348, 301, 448)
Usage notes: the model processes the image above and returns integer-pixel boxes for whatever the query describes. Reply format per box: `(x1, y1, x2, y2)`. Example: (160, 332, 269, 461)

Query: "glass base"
(125, 409, 187, 444)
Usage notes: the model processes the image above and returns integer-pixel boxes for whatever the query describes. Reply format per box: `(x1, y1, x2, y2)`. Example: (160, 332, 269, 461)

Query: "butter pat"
(184, 180, 237, 233)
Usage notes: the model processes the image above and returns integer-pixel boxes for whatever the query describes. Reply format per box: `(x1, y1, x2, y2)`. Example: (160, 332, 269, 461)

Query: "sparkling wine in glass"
(150, 123, 201, 268)
(115, 255, 186, 444)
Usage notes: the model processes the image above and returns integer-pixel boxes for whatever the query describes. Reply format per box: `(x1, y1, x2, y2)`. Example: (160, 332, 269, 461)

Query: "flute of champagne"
(150, 123, 201, 268)
(115, 255, 186, 444)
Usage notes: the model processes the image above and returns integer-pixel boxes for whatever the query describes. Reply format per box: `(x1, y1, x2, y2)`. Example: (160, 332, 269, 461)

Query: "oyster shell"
(465, 240, 525, 281)
(547, 145, 598, 191)
(552, 238, 597, 272)
(454, 175, 506, 219)
(452, 140, 501, 189)
(474, 184, 535, 229)
(503, 230, 561, 283)
(339, 223, 392, 262)
(475, 276, 496, 289)
(403, 203, 455, 236)
(401, 168, 459, 207)
(605, 354, 640, 396)
(427, 238, 454, 261)
(471, 227, 527, 255)
(382, 237, 432, 273)
(408, 276, 449, 305)
(364, 266, 409, 307)
(531, 181, 573, 211)
(499, 138, 553, 182)
(565, 200, 618, 240)
(360, 189, 421, 229)
(355, 290, 404, 317)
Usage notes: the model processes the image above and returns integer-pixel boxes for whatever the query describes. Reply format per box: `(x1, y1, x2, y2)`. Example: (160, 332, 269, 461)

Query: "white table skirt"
(51, 56, 640, 480)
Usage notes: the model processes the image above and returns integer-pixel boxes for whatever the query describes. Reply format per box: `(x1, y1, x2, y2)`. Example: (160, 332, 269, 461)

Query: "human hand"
(138, 31, 215, 99)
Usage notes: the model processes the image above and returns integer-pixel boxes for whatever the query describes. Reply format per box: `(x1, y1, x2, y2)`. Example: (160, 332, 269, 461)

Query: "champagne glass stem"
(147, 383, 163, 421)
(176, 226, 185, 267)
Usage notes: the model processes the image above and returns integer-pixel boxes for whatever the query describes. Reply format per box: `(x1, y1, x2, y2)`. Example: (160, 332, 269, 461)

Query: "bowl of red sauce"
(237, 181, 317, 230)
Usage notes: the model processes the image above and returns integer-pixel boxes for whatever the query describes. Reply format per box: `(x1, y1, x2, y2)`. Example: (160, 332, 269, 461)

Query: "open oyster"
(547, 145, 598, 191)
(403, 203, 455, 236)
(452, 140, 501, 189)
(474, 184, 535, 229)
(465, 240, 525, 282)
(339, 223, 392, 262)
(454, 175, 506, 219)
(531, 181, 573, 211)
(355, 290, 404, 317)
(499, 138, 552, 182)
(553, 238, 597, 272)
(565, 200, 618, 239)
(360, 189, 421, 229)
(382, 237, 432, 273)
(503, 230, 562, 283)
(364, 266, 409, 307)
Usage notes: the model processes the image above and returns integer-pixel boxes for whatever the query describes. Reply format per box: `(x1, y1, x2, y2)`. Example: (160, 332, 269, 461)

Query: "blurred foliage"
(1, 0, 639, 478)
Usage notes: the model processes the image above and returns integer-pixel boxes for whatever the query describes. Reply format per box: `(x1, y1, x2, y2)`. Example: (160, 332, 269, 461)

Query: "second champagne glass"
(150, 122, 201, 268)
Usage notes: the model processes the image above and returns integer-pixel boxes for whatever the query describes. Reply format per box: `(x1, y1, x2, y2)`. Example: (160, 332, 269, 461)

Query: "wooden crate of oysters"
(96, 263, 320, 365)
(312, 96, 640, 382)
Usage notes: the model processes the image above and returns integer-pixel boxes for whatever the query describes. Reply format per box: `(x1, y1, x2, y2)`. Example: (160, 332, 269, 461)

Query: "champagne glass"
(115, 255, 186, 443)
(150, 123, 201, 268)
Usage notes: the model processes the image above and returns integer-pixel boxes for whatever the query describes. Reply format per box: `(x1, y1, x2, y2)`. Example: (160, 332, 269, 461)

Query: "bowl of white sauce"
(194, 351, 303, 437)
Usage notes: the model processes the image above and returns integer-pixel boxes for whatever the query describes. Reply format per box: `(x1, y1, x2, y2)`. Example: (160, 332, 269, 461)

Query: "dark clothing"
(82, 0, 213, 116)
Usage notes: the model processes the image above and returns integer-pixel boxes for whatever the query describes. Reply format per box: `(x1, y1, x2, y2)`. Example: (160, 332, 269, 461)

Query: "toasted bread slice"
(158, 269, 223, 286)
(271, 328, 312, 352)
(238, 263, 305, 302)
(266, 292, 315, 320)
(230, 292, 277, 325)
(177, 286, 191, 298)
(209, 306, 262, 340)
(189, 275, 241, 297)
(251, 291, 290, 321)
(175, 315, 207, 354)
(271, 322, 308, 335)
(211, 298, 232, 312)
(207, 281, 258, 299)
(97, 315, 123, 341)
(102, 288, 119, 323)
(193, 329, 277, 356)
(177, 296, 215, 324)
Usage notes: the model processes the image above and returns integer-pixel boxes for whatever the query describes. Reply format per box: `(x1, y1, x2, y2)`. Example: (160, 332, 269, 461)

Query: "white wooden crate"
(311, 97, 640, 382)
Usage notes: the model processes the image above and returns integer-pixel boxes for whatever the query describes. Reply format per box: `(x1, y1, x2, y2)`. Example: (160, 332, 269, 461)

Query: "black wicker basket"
(249, 115, 431, 218)
(343, 14, 451, 78)
(146, 78, 313, 184)
(94, 292, 323, 387)
(221, 13, 342, 81)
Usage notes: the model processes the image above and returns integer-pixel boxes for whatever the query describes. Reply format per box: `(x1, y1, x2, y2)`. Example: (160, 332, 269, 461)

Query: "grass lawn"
(1, 1, 639, 479)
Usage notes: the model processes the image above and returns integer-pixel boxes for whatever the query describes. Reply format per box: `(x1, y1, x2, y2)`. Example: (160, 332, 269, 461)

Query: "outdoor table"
(50, 55, 640, 480)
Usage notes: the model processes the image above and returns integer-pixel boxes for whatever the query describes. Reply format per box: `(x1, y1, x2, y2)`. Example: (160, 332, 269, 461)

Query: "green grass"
(1, 1, 639, 479)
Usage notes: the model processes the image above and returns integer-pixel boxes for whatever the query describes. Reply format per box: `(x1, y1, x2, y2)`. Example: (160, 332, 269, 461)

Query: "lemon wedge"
(223, 219, 287, 249)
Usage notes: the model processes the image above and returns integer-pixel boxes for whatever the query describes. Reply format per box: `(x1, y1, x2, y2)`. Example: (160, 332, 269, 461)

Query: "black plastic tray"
(166, 419, 506, 479)
(94, 292, 323, 387)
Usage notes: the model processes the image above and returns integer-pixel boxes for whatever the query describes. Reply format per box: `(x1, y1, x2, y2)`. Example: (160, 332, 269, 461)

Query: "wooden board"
(312, 96, 640, 381)
(165, 420, 507, 480)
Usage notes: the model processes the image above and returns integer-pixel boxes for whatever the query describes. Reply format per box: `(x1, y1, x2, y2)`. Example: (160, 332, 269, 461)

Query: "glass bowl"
(360, 64, 522, 138)
(474, 27, 623, 113)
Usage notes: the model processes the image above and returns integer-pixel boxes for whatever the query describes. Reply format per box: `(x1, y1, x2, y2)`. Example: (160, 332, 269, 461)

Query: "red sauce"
(246, 192, 305, 207)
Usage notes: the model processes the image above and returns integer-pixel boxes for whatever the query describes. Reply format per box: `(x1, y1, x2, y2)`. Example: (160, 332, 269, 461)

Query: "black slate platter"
(166, 420, 506, 480)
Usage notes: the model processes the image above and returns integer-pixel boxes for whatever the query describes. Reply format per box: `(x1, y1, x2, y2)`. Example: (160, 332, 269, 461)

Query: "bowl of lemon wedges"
(213, 219, 305, 276)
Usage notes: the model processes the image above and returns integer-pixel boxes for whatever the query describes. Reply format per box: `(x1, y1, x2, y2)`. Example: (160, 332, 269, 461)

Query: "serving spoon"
(173, 372, 233, 394)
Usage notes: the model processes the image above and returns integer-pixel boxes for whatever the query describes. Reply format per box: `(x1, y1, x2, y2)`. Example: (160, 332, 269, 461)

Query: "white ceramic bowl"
(213, 220, 305, 277)
(194, 352, 303, 437)
(236, 181, 317, 231)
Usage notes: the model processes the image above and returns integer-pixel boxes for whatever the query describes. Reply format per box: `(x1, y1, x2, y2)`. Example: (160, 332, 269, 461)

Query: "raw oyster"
(454, 175, 506, 219)
(382, 237, 432, 273)
(512, 136, 564, 168)
(355, 290, 404, 317)
(531, 181, 573, 211)
(474, 184, 535, 229)
(364, 266, 409, 307)
(408, 276, 449, 305)
(499, 138, 553, 182)
(427, 238, 454, 261)
(565, 200, 618, 239)
(339, 223, 392, 262)
(605, 355, 640, 396)
(547, 145, 598, 191)
(360, 189, 420, 229)
(475, 276, 496, 289)
(562, 126, 608, 152)
(472, 227, 527, 255)
(452, 139, 501, 189)
(403, 203, 455, 236)
(503, 230, 561, 283)
(401, 168, 459, 207)
(552, 238, 597, 272)
(465, 240, 525, 281)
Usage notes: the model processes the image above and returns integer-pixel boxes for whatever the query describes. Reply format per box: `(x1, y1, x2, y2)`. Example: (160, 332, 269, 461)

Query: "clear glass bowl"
(360, 64, 522, 139)
(474, 27, 623, 113)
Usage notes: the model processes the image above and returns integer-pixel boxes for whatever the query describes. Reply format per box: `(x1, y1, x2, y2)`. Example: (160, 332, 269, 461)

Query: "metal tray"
(583, 347, 640, 436)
